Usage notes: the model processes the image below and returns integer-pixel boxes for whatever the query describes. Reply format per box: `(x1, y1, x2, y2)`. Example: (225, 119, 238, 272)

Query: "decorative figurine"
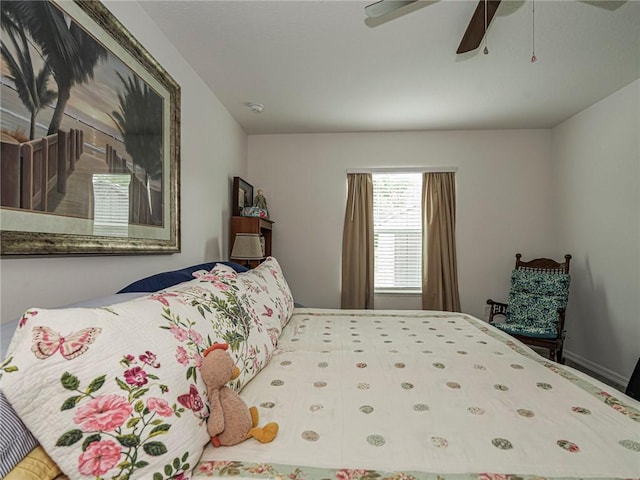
(253, 190, 268, 210)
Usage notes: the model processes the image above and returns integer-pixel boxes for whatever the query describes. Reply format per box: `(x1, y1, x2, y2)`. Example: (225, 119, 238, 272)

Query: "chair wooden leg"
(557, 346, 564, 364)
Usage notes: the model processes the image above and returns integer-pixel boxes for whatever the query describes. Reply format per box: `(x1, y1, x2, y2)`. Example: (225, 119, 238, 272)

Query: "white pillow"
(0, 275, 276, 480)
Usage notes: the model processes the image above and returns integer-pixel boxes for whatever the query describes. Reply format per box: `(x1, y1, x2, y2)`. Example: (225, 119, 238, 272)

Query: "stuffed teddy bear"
(201, 343, 278, 447)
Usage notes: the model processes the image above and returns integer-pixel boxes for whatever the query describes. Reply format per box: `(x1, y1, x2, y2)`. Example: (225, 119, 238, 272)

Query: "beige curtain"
(422, 172, 461, 312)
(341, 173, 374, 309)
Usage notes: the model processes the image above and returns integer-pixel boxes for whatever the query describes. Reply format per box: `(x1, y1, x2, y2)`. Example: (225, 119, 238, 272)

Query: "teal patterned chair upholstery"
(487, 254, 571, 363)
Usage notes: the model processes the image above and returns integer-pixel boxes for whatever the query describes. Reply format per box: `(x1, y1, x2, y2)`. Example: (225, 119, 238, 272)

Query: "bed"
(1, 258, 638, 480)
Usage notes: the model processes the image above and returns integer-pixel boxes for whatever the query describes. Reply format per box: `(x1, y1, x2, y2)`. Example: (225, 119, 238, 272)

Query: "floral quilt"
(193, 309, 640, 480)
(0, 257, 294, 480)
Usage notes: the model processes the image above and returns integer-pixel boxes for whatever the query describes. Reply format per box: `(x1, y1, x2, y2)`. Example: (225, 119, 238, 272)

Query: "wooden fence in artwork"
(0, 131, 161, 226)
(0, 129, 83, 211)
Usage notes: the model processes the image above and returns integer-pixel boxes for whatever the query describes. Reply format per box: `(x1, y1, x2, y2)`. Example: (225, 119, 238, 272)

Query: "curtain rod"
(346, 166, 458, 174)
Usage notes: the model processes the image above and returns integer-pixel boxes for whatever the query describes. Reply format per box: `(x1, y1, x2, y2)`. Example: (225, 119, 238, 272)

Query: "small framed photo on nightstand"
(232, 177, 253, 216)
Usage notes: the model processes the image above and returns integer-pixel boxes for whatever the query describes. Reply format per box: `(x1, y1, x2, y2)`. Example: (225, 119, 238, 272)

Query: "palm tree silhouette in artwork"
(1, 5, 57, 140)
(2, 1, 107, 135)
(111, 71, 163, 222)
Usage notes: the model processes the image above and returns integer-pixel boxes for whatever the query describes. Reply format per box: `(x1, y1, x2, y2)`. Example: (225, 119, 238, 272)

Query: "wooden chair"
(626, 357, 640, 400)
(487, 253, 572, 363)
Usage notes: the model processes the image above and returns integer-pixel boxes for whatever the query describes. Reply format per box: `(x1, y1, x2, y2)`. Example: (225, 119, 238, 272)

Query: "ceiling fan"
(364, 0, 501, 54)
(365, 0, 625, 54)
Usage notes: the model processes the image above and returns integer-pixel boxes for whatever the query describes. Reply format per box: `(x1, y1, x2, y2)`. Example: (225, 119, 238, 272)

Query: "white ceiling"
(140, 0, 640, 135)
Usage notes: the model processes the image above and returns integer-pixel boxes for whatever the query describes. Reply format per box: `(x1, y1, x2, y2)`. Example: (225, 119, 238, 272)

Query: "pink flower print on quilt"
(78, 439, 122, 476)
(73, 394, 133, 432)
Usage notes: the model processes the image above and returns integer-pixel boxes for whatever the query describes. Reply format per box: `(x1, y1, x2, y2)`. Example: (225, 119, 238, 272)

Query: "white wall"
(552, 79, 640, 384)
(248, 130, 555, 319)
(0, 1, 247, 322)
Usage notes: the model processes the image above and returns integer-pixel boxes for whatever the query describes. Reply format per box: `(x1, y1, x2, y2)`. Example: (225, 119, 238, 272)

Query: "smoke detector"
(248, 103, 264, 113)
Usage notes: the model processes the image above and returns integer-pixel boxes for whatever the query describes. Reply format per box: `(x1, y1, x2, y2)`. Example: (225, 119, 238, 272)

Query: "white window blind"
(373, 172, 422, 291)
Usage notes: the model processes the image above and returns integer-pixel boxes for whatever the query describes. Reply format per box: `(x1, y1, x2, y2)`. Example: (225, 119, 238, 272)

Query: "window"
(372, 172, 422, 292)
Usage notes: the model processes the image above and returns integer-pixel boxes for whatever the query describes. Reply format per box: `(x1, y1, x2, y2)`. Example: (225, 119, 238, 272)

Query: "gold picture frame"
(0, 1, 180, 255)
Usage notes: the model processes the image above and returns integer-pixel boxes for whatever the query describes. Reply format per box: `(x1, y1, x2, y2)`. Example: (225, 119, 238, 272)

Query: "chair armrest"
(486, 299, 507, 322)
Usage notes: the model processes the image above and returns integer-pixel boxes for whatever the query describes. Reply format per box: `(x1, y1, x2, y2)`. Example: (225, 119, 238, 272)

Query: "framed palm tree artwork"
(0, 0, 180, 255)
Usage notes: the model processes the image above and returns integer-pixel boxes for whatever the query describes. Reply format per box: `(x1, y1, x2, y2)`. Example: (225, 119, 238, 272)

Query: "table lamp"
(230, 233, 264, 267)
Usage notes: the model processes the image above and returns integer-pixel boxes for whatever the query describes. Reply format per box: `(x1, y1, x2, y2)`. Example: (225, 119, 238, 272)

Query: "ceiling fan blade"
(365, 0, 438, 28)
(580, 0, 625, 10)
(456, 0, 502, 54)
(364, 0, 418, 19)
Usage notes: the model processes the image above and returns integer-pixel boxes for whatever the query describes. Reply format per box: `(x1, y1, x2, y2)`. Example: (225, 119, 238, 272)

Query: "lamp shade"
(230, 233, 264, 260)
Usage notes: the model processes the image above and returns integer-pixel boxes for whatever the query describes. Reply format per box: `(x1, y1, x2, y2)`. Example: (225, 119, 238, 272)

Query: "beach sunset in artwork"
(1, 41, 132, 157)
(0, 1, 164, 227)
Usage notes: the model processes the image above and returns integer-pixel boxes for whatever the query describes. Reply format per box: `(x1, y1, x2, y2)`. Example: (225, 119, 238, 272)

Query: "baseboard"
(563, 350, 628, 389)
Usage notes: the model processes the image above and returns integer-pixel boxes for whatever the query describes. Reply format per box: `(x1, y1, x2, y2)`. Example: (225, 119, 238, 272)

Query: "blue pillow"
(117, 261, 249, 293)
